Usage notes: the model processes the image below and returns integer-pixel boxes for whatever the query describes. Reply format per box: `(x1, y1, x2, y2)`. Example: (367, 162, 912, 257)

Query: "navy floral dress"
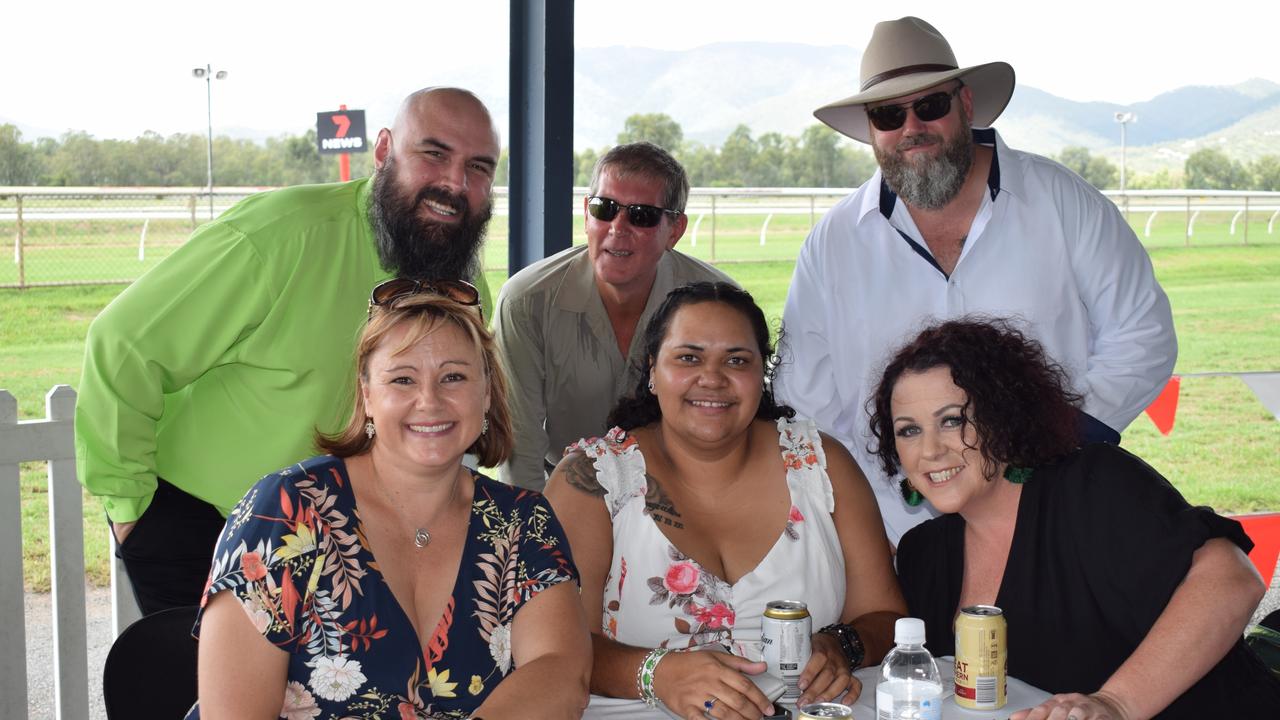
(186, 455, 578, 720)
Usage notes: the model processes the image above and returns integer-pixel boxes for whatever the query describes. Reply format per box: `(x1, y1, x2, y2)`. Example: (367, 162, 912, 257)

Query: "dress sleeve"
(1065, 445, 1252, 634)
(512, 490, 580, 606)
(778, 417, 835, 513)
(192, 466, 322, 653)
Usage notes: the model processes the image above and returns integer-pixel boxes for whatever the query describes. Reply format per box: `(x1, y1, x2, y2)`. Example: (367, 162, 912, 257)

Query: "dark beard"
(368, 163, 491, 280)
(875, 120, 974, 210)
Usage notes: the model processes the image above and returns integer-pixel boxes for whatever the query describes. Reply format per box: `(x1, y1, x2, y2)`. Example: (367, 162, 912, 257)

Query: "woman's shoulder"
(1035, 443, 1174, 503)
(772, 415, 828, 462)
(560, 427, 649, 504)
(899, 513, 955, 550)
(228, 455, 349, 520)
(560, 426, 641, 464)
(472, 471, 553, 511)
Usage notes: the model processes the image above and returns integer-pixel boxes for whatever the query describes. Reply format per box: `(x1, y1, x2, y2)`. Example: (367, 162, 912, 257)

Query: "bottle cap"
(894, 617, 926, 644)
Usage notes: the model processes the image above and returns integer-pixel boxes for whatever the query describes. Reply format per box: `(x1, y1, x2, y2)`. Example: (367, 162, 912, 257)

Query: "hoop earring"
(899, 478, 923, 507)
(364, 420, 376, 439)
(647, 378, 655, 393)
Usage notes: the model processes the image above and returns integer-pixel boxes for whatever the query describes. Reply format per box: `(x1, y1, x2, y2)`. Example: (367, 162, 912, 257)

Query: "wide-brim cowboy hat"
(814, 16, 1015, 144)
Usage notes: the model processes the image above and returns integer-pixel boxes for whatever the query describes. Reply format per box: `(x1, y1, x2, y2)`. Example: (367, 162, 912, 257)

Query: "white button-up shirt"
(774, 129, 1177, 545)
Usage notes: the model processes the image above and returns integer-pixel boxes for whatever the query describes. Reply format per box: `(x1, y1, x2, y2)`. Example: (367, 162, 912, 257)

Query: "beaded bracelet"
(635, 647, 672, 708)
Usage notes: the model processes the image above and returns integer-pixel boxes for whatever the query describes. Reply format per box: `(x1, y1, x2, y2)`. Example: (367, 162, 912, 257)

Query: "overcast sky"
(4, 0, 1275, 143)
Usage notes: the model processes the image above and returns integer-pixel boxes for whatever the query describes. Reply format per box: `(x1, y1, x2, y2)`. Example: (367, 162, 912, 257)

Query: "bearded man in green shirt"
(75, 87, 501, 615)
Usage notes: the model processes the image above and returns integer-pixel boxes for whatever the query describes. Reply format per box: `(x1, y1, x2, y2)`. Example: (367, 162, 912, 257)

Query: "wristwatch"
(817, 622, 865, 671)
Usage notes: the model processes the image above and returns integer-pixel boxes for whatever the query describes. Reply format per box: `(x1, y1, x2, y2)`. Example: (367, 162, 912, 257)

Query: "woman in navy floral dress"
(190, 282, 590, 719)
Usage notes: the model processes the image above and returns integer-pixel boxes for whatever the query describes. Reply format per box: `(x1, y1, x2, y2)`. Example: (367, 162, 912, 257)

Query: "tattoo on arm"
(561, 453, 607, 497)
(644, 473, 685, 530)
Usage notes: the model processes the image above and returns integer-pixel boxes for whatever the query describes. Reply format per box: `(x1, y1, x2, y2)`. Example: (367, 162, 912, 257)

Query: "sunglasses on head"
(368, 277, 481, 320)
(587, 195, 680, 229)
(866, 85, 964, 132)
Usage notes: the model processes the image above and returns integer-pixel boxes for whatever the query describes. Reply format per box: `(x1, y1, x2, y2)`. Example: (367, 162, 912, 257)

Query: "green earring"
(1004, 466, 1033, 484)
(899, 478, 923, 507)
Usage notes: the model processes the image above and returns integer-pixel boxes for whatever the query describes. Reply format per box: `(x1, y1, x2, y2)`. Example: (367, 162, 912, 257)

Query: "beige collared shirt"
(493, 244, 734, 490)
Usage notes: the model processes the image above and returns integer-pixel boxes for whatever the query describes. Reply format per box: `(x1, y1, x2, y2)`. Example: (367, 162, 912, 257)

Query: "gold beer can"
(954, 605, 1006, 710)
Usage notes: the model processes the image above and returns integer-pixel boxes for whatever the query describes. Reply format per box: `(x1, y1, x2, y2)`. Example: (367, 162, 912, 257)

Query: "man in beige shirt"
(494, 142, 734, 489)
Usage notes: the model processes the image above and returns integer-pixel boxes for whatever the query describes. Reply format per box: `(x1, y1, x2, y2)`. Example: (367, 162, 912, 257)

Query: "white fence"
(0, 386, 141, 720)
(3, 186, 1280, 288)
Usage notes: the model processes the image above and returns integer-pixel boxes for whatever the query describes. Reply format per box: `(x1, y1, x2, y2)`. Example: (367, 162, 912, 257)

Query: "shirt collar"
(554, 248, 601, 313)
(875, 127, 1009, 221)
(552, 248, 679, 314)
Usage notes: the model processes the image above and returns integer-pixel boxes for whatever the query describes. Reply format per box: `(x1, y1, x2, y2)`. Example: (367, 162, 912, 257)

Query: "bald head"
(388, 87, 500, 157)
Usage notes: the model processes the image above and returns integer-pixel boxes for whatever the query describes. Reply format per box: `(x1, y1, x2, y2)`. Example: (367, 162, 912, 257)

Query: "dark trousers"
(115, 478, 227, 616)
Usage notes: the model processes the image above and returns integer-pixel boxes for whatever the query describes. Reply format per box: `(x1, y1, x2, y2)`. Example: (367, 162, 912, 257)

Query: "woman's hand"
(1011, 691, 1132, 720)
(653, 650, 775, 720)
(797, 631, 858, 706)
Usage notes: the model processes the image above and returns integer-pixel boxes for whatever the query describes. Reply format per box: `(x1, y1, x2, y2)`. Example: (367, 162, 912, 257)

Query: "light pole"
(192, 64, 228, 218)
(1114, 111, 1137, 193)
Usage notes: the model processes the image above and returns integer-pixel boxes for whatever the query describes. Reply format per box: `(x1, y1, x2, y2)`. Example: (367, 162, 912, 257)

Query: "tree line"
(2, 117, 1277, 191)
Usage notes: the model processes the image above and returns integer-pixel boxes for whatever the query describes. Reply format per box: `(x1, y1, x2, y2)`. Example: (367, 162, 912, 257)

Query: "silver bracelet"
(635, 647, 672, 708)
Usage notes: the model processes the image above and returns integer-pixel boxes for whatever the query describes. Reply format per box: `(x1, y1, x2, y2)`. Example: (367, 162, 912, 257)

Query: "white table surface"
(849, 657, 1051, 720)
(581, 657, 1051, 719)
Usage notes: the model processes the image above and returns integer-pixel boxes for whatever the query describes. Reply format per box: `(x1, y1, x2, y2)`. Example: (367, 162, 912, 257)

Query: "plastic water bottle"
(875, 618, 943, 720)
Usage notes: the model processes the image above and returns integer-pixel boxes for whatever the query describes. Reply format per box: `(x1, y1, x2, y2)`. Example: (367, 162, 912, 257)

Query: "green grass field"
(5, 203, 1276, 287)
(2, 212, 1278, 590)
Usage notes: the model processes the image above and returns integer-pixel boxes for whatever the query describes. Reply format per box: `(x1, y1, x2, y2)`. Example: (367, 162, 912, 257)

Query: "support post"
(16, 195, 24, 289)
(710, 194, 717, 262)
(1244, 196, 1249, 245)
(508, 0, 575, 274)
(0, 392, 28, 720)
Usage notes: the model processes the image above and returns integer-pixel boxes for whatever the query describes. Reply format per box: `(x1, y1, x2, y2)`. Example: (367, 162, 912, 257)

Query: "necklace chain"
(371, 466, 462, 549)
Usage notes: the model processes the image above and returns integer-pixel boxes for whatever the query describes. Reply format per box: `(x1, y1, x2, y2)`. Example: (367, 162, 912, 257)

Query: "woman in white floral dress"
(191, 282, 591, 720)
(545, 282, 907, 720)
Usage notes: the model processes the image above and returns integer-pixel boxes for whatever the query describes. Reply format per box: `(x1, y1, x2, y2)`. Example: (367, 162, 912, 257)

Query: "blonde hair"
(316, 293, 513, 467)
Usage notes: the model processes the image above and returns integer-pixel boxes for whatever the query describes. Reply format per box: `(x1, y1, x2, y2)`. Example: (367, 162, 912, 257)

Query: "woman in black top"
(869, 319, 1280, 720)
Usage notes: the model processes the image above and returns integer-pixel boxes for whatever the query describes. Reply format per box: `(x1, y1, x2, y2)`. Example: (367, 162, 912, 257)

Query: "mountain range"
(572, 44, 1280, 172)
(6, 43, 1278, 174)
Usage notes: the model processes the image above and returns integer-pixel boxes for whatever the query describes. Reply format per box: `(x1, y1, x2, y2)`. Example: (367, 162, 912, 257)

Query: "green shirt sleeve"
(75, 219, 273, 522)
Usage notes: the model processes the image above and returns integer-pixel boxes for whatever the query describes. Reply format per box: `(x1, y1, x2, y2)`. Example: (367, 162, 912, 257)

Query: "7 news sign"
(316, 110, 368, 154)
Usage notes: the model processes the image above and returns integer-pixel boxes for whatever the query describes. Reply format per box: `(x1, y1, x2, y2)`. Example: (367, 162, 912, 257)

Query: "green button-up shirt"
(75, 178, 492, 520)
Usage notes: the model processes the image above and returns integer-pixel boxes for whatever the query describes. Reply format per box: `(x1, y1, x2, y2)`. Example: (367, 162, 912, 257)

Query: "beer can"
(954, 605, 1006, 710)
(796, 702, 853, 718)
(762, 600, 812, 700)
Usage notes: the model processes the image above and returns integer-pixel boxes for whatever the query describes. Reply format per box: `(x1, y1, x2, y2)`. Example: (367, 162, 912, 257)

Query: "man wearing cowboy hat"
(774, 17, 1176, 545)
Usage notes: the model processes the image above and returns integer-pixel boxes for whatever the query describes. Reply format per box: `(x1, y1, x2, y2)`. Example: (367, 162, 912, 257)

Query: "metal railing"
(3, 186, 1279, 288)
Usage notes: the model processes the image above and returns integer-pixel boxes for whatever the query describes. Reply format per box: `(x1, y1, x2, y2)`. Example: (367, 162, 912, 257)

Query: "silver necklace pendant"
(413, 528, 431, 548)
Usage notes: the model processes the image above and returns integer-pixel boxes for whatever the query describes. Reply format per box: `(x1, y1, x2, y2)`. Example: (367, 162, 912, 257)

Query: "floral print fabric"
(186, 455, 577, 720)
(572, 417, 845, 665)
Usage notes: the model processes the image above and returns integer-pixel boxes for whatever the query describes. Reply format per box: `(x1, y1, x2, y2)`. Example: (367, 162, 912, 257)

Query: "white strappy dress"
(574, 417, 847, 718)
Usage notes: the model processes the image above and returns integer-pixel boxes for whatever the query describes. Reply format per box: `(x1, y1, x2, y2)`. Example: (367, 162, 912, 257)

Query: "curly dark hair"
(606, 282, 795, 431)
(868, 318, 1082, 479)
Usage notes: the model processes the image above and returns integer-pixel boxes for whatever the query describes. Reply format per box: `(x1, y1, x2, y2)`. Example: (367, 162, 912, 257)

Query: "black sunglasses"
(866, 85, 964, 132)
(368, 278, 481, 319)
(587, 195, 680, 228)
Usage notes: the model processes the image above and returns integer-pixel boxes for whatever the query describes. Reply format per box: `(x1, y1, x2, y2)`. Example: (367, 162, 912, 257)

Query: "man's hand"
(111, 520, 136, 545)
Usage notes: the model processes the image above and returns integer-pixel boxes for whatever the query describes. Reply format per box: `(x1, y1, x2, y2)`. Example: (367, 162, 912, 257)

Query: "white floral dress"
(575, 417, 845, 704)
